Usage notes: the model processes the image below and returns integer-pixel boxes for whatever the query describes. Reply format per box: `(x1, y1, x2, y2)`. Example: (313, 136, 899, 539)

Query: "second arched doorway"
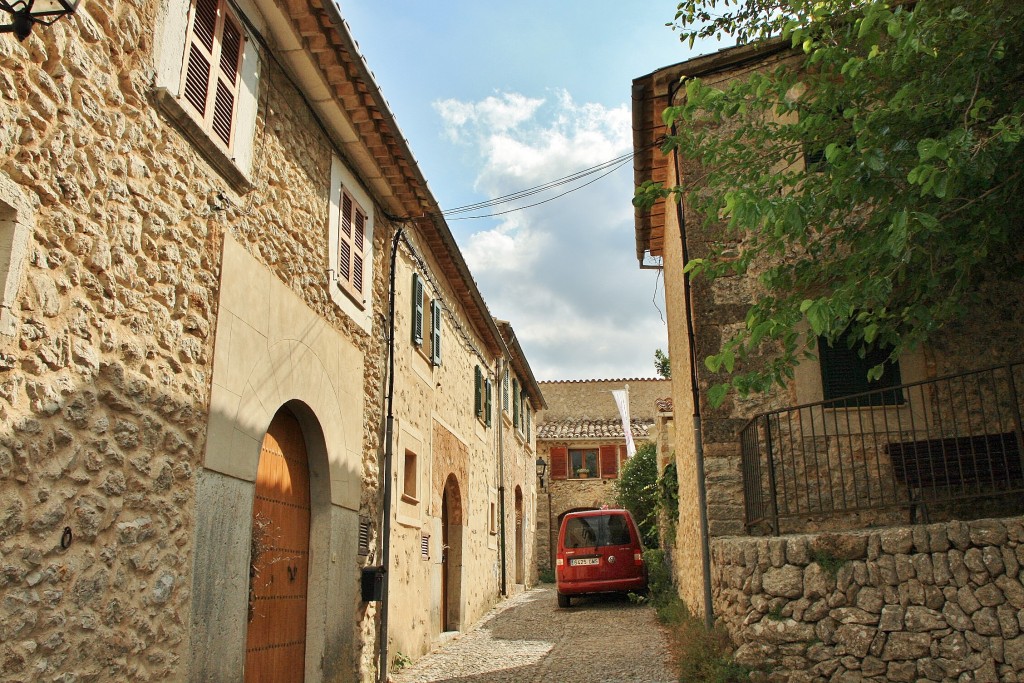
(441, 474, 463, 632)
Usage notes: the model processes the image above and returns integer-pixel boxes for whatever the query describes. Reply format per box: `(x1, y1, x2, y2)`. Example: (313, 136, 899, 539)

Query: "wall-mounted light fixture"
(535, 457, 548, 489)
(0, 0, 80, 41)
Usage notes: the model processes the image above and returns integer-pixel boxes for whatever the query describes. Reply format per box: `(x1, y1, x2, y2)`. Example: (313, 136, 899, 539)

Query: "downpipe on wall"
(377, 224, 404, 683)
(497, 358, 507, 596)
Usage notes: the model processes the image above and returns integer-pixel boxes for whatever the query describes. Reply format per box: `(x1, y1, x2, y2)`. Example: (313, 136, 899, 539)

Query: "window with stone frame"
(181, 0, 245, 150)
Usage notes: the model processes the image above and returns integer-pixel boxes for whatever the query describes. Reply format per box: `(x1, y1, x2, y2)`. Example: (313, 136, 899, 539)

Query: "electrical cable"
(444, 156, 635, 221)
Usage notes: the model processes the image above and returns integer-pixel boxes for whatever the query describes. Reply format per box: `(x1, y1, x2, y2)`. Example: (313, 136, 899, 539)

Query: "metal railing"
(741, 362, 1024, 535)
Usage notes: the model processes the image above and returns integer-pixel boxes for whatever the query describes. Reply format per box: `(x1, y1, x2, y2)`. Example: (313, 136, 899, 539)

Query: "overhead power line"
(438, 139, 662, 221)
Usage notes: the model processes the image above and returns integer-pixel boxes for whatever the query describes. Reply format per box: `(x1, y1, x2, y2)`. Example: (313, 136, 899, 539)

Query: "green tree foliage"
(654, 348, 672, 379)
(614, 442, 660, 548)
(638, 0, 1024, 404)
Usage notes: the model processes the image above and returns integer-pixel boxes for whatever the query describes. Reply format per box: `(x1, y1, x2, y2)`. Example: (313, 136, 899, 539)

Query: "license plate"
(569, 557, 599, 566)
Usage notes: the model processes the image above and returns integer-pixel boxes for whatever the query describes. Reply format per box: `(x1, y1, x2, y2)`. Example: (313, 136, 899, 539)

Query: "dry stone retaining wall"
(713, 516, 1024, 682)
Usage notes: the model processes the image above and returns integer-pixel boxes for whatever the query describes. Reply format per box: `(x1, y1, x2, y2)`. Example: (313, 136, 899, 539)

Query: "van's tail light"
(634, 552, 643, 566)
(556, 557, 564, 566)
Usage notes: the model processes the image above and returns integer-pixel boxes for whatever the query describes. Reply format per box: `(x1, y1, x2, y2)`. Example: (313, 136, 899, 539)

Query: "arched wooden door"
(514, 487, 524, 584)
(245, 409, 310, 683)
(441, 490, 450, 632)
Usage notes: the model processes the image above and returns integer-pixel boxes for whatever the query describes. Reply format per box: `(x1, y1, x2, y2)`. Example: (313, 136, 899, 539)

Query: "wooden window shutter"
(182, 0, 243, 148)
(336, 192, 366, 300)
(550, 447, 568, 480)
(352, 206, 365, 293)
(600, 445, 619, 479)
(430, 299, 442, 366)
(524, 403, 530, 440)
(484, 379, 493, 427)
(619, 445, 629, 469)
(512, 378, 520, 427)
(411, 273, 423, 345)
(474, 366, 483, 417)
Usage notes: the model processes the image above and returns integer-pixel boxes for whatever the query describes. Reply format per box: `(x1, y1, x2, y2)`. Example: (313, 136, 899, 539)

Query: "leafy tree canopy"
(638, 0, 1024, 405)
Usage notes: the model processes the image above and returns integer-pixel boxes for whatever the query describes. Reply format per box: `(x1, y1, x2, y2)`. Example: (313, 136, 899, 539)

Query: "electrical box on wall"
(361, 566, 385, 602)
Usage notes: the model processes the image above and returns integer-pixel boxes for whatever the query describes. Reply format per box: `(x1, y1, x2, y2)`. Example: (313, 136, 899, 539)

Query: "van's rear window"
(563, 515, 631, 548)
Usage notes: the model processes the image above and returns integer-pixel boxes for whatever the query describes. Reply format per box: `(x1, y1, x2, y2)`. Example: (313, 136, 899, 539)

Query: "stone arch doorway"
(244, 407, 311, 683)
(514, 486, 525, 585)
(441, 473, 463, 632)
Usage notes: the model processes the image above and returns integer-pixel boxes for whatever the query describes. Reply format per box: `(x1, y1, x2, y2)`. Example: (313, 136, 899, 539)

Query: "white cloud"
(434, 93, 545, 143)
(434, 89, 667, 380)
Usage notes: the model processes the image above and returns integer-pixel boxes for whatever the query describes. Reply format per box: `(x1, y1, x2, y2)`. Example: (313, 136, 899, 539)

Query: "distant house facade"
(0, 2, 541, 681)
(633, 41, 1024, 622)
(534, 379, 669, 570)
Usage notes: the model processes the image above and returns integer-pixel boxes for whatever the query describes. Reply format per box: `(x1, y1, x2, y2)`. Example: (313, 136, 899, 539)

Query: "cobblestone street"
(391, 586, 675, 683)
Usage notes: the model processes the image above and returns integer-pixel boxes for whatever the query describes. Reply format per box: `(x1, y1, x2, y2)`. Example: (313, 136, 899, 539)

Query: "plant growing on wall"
(638, 0, 1024, 405)
(614, 442, 661, 548)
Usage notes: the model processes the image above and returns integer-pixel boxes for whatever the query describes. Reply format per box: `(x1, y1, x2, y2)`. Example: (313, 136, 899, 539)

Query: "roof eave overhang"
(255, 0, 504, 357)
(631, 37, 792, 264)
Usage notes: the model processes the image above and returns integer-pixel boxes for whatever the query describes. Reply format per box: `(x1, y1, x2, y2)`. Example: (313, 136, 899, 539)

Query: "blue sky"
(339, 2, 718, 380)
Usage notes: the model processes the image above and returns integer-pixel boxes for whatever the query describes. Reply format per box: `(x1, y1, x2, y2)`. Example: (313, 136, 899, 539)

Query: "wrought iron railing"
(740, 362, 1024, 535)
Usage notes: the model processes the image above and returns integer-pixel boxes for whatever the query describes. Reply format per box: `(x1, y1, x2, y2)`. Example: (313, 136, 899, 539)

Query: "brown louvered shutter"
(550, 447, 568, 480)
(211, 12, 243, 146)
(600, 445, 619, 479)
(353, 206, 365, 293)
(337, 190, 366, 301)
(182, 0, 243, 149)
(339, 193, 353, 283)
(619, 445, 628, 470)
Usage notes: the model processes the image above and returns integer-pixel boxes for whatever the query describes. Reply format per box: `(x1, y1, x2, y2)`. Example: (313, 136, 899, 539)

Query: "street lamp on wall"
(0, 0, 80, 41)
(535, 457, 547, 489)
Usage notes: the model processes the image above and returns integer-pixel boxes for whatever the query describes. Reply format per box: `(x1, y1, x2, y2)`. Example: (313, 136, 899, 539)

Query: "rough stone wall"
(713, 516, 1024, 682)
(538, 378, 669, 422)
(0, 6, 391, 680)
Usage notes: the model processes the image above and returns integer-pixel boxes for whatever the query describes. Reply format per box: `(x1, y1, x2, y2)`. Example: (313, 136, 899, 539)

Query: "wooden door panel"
(245, 410, 309, 683)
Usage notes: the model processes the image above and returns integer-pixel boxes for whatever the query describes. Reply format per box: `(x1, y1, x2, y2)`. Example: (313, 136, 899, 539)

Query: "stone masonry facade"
(714, 516, 1024, 682)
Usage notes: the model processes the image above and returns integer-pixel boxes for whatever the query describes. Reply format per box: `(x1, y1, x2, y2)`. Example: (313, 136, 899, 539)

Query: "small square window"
(569, 449, 599, 479)
(402, 450, 418, 502)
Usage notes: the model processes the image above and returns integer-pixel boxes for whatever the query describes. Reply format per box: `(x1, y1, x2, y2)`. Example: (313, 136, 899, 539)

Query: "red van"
(555, 509, 647, 608)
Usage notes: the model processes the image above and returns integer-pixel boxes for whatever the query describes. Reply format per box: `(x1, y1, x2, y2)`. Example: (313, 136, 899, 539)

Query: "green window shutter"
(474, 366, 483, 417)
(484, 379, 493, 427)
(525, 401, 530, 439)
(430, 299, 442, 366)
(512, 378, 519, 428)
(819, 332, 903, 407)
(411, 273, 424, 346)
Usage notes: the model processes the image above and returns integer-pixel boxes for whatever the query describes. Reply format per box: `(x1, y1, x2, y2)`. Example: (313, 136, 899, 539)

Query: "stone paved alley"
(390, 586, 675, 683)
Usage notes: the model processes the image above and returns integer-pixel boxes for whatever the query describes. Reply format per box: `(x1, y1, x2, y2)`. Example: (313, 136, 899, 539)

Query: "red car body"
(554, 509, 647, 607)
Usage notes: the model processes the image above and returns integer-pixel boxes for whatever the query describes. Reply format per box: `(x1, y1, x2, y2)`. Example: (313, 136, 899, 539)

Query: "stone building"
(633, 38, 1024, 639)
(0, 1, 541, 681)
(534, 378, 669, 570)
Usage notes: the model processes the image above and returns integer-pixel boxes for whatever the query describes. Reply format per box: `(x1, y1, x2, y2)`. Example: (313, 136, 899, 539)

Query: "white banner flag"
(612, 388, 636, 457)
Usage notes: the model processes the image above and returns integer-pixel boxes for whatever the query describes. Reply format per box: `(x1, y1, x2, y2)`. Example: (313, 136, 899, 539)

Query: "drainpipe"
(377, 224, 404, 683)
(497, 358, 507, 596)
(668, 86, 715, 629)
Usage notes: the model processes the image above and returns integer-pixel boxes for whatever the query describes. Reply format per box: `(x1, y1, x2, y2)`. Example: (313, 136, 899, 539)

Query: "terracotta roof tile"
(656, 397, 673, 413)
(537, 418, 655, 441)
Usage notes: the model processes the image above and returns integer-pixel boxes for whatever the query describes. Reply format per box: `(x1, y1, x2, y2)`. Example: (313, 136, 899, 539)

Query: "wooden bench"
(886, 432, 1024, 523)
